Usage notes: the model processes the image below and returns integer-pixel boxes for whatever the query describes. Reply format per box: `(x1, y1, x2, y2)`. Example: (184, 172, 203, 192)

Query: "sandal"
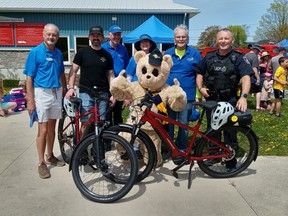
(256, 107, 265, 111)
(0, 109, 6, 117)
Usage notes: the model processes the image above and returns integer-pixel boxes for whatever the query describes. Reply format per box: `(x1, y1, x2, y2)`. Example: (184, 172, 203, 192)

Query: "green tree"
(197, 25, 247, 48)
(255, 0, 288, 43)
(197, 25, 220, 48)
(227, 25, 248, 48)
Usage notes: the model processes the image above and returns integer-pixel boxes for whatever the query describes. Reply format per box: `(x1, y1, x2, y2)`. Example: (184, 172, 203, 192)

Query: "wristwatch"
(240, 93, 248, 98)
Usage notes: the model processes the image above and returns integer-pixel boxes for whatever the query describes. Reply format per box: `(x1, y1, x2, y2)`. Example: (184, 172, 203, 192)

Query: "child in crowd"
(268, 57, 288, 117)
(260, 72, 274, 110)
(0, 78, 17, 117)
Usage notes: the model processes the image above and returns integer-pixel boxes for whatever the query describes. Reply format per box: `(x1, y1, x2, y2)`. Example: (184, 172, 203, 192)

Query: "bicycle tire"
(58, 111, 76, 163)
(71, 132, 138, 203)
(196, 125, 258, 178)
(108, 124, 157, 182)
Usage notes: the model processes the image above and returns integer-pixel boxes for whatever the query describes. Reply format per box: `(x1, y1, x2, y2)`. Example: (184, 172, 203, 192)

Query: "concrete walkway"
(0, 111, 288, 216)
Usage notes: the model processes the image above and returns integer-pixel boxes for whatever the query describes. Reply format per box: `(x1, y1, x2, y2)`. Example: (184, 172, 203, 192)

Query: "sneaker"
(268, 113, 273, 117)
(203, 158, 221, 166)
(46, 153, 65, 167)
(275, 113, 284, 118)
(38, 162, 51, 179)
(225, 158, 237, 171)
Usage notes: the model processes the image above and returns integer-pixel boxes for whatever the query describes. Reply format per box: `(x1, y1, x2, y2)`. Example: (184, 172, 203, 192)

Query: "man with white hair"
(24, 23, 67, 179)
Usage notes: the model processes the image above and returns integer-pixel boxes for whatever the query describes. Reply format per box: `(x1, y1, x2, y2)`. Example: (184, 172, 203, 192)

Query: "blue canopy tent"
(123, 15, 174, 44)
(276, 39, 288, 48)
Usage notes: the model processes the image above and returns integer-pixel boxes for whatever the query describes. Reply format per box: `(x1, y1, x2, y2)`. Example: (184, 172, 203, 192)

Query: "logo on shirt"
(243, 56, 250, 65)
(187, 57, 194, 61)
(46, 57, 53, 61)
(213, 66, 227, 72)
(100, 57, 106, 63)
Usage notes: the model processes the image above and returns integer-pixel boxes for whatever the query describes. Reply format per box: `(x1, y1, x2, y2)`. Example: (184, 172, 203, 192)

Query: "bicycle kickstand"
(187, 161, 194, 189)
(171, 159, 191, 179)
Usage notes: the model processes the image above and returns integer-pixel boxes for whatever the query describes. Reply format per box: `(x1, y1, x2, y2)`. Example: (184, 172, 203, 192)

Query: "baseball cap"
(250, 44, 263, 52)
(261, 51, 270, 58)
(89, 25, 103, 35)
(277, 47, 286, 52)
(134, 34, 157, 51)
(108, 25, 122, 33)
(149, 48, 163, 66)
(29, 110, 38, 128)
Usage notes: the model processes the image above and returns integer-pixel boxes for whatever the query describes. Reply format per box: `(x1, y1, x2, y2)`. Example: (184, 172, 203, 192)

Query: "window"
(75, 37, 89, 53)
(74, 36, 109, 53)
(56, 36, 70, 64)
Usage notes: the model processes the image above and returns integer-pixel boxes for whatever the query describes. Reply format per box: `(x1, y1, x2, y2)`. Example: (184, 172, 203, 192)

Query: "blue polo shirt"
(126, 56, 138, 82)
(23, 42, 64, 88)
(102, 41, 129, 77)
(164, 45, 202, 101)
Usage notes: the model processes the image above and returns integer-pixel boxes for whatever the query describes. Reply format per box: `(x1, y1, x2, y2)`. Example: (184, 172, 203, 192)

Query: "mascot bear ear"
(134, 51, 147, 64)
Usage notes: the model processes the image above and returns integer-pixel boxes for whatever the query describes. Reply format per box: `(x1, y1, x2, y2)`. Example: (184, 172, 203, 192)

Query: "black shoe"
(225, 158, 237, 171)
(203, 158, 222, 166)
(120, 152, 129, 160)
(135, 150, 143, 160)
(104, 140, 112, 151)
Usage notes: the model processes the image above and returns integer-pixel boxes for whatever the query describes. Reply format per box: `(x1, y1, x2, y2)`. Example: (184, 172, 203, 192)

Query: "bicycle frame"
(61, 101, 101, 145)
(138, 107, 232, 161)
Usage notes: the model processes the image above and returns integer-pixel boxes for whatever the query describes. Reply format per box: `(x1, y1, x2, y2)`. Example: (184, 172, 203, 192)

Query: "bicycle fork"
(93, 122, 107, 171)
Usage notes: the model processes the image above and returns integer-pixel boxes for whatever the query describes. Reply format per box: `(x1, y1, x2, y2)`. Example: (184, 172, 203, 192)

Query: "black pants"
(206, 97, 238, 168)
(107, 100, 124, 126)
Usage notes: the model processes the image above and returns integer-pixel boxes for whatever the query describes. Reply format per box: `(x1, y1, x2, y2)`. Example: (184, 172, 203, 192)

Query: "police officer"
(195, 28, 254, 170)
(196, 28, 253, 111)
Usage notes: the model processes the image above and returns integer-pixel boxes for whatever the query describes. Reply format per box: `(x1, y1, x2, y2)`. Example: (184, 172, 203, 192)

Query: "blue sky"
(180, 0, 275, 45)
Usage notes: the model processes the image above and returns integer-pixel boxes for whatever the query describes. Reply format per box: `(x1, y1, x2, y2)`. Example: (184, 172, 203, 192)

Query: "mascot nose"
(146, 75, 151, 79)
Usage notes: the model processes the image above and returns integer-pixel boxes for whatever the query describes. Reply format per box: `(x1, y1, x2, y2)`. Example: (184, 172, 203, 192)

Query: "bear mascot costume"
(110, 48, 187, 167)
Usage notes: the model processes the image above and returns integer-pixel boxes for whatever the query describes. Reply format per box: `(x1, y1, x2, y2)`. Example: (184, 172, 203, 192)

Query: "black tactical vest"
(204, 51, 240, 100)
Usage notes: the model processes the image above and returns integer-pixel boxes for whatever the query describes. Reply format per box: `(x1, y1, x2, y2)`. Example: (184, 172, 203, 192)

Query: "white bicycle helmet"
(63, 98, 76, 117)
(211, 102, 234, 130)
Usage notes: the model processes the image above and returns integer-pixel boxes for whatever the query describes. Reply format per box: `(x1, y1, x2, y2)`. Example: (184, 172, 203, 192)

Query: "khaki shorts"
(35, 87, 62, 122)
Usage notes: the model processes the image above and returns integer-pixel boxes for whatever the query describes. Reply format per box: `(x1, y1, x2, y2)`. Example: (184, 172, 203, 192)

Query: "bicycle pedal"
(172, 156, 189, 165)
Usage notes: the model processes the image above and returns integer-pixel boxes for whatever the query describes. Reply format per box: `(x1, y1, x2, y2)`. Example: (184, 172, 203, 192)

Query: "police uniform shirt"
(195, 48, 254, 78)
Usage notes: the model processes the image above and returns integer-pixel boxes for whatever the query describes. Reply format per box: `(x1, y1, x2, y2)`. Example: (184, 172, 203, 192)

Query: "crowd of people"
(244, 45, 288, 117)
(1, 22, 287, 179)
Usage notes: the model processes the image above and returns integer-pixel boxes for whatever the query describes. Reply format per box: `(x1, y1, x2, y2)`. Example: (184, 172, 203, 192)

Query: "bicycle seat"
(192, 101, 218, 111)
(69, 97, 82, 107)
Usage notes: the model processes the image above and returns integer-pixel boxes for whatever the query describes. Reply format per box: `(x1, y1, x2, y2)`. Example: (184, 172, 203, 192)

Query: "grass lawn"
(246, 96, 288, 156)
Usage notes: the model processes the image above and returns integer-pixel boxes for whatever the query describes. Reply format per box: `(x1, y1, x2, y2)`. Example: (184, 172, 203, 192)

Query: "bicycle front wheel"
(58, 111, 76, 163)
(196, 126, 258, 178)
(108, 125, 157, 182)
(71, 132, 138, 203)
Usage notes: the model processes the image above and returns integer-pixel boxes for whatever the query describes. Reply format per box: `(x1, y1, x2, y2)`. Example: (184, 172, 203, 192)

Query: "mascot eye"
(142, 67, 147, 74)
(152, 69, 159, 77)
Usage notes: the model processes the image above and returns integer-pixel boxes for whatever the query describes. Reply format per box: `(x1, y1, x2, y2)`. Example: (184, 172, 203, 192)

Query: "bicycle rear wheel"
(58, 111, 76, 163)
(108, 125, 156, 182)
(196, 126, 258, 178)
(71, 132, 138, 203)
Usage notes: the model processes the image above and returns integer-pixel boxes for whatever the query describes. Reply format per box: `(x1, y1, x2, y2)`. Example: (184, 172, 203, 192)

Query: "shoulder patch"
(243, 56, 250, 65)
